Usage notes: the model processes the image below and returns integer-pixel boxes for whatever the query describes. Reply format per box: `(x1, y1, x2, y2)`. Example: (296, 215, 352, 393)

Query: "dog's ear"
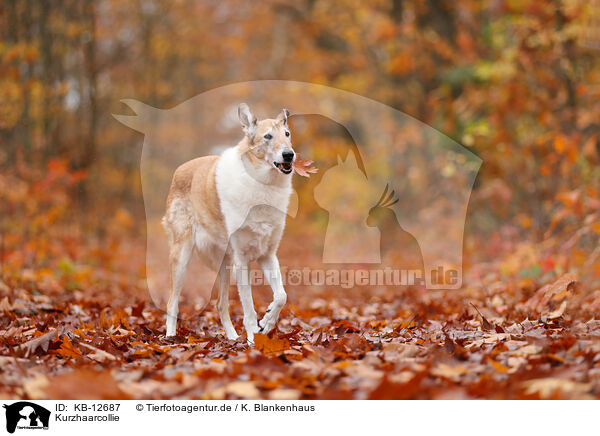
(238, 103, 257, 137)
(276, 108, 290, 125)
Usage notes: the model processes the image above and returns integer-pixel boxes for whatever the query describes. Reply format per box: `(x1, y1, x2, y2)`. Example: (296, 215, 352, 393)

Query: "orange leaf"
(254, 333, 290, 354)
(292, 155, 318, 178)
(132, 348, 153, 357)
(554, 135, 566, 153)
(43, 369, 131, 400)
(57, 335, 82, 359)
(487, 356, 509, 373)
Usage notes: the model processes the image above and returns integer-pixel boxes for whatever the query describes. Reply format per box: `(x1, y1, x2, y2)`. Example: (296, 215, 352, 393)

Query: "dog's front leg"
(258, 254, 287, 334)
(234, 259, 260, 344)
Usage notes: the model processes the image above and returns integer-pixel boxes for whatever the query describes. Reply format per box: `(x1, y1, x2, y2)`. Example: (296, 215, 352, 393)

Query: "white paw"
(246, 323, 260, 335)
(245, 322, 260, 346)
(225, 330, 240, 341)
(166, 318, 177, 337)
(259, 314, 276, 334)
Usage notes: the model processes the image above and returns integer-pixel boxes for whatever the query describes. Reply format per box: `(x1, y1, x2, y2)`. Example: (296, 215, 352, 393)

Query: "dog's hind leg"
(258, 254, 287, 333)
(233, 257, 259, 345)
(165, 236, 194, 337)
(217, 260, 239, 340)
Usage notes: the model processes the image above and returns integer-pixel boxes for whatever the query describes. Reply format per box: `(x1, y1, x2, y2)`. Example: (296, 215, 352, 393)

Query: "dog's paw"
(245, 322, 260, 335)
(259, 316, 276, 334)
(165, 324, 177, 337)
(225, 331, 240, 341)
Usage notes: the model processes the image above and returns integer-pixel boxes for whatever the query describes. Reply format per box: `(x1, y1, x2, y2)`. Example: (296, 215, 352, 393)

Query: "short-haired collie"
(162, 103, 294, 344)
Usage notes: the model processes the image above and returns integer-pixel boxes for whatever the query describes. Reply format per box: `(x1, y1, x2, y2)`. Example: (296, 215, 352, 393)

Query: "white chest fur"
(215, 147, 291, 261)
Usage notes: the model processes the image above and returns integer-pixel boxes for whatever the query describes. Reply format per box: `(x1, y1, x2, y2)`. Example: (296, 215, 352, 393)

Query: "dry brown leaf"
(0, 297, 13, 311)
(78, 342, 117, 361)
(524, 274, 578, 312)
(547, 300, 568, 319)
(522, 378, 592, 399)
(470, 302, 493, 330)
(23, 374, 51, 400)
(431, 363, 468, 381)
(225, 381, 260, 399)
(20, 330, 58, 357)
(512, 344, 542, 356)
(56, 335, 83, 358)
(268, 388, 301, 400)
(254, 333, 290, 354)
(43, 369, 131, 400)
(487, 357, 509, 373)
(292, 156, 318, 177)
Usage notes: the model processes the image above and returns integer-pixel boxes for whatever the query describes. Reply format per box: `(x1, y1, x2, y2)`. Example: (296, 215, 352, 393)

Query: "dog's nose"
(282, 149, 295, 162)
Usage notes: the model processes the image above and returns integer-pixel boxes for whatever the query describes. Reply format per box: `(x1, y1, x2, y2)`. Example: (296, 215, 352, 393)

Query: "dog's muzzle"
(274, 148, 295, 174)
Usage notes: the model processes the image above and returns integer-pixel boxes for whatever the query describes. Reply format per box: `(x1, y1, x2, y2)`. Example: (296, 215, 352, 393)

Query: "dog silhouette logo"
(114, 79, 481, 316)
(3, 402, 50, 433)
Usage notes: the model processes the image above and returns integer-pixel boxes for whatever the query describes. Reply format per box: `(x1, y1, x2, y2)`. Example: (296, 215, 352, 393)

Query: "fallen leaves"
(78, 342, 116, 362)
(42, 369, 131, 400)
(512, 344, 542, 357)
(470, 302, 493, 330)
(223, 381, 260, 399)
(254, 333, 291, 354)
(432, 363, 468, 381)
(368, 372, 426, 400)
(1, 255, 599, 400)
(522, 378, 593, 399)
(547, 300, 568, 320)
(56, 335, 82, 359)
(523, 274, 578, 314)
(487, 357, 509, 374)
(20, 330, 58, 357)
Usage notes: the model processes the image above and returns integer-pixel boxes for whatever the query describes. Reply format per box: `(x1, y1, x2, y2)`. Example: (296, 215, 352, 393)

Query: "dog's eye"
(285, 131, 290, 137)
(264, 133, 273, 140)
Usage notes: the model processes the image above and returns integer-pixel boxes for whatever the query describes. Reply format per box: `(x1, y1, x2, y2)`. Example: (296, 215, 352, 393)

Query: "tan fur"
(167, 156, 225, 227)
(166, 156, 225, 236)
(162, 156, 229, 337)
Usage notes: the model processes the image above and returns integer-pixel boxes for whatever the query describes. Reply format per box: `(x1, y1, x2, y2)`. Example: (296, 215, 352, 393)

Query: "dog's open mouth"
(274, 162, 293, 174)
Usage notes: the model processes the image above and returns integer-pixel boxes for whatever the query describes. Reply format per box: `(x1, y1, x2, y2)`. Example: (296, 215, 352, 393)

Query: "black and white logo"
(3, 402, 50, 434)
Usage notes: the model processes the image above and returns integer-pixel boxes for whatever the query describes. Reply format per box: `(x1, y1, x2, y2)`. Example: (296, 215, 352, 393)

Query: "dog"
(161, 103, 295, 344)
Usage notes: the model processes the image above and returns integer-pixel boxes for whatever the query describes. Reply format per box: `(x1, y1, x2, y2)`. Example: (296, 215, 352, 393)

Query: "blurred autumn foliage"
(1, 0, 600, 399)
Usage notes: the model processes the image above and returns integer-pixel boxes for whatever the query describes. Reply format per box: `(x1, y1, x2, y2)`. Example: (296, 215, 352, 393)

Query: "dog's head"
(238, 103, 295, 175)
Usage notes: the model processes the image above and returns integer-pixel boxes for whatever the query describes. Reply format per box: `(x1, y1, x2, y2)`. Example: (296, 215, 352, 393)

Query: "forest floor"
(1, 234, 600, 400)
